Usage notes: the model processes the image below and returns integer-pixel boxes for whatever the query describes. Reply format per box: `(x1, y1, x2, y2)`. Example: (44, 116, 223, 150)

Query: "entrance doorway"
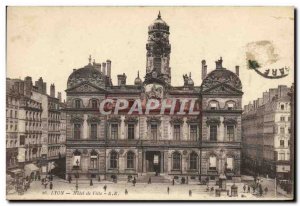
(146, 151, 161, 174)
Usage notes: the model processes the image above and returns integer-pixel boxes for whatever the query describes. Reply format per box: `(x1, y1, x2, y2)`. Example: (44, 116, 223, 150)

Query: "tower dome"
(148, 11, 169, 34)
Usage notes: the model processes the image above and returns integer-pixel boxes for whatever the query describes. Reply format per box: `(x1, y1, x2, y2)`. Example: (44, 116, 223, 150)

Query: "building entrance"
(146, 151, 161, 174)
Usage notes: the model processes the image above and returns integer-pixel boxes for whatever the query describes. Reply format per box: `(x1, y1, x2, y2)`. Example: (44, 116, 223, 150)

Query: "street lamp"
(75, 159, 79, 190)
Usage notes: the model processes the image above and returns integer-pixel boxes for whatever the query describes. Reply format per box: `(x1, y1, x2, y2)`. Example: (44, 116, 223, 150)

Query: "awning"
(9, 168, 23, 174)
(24, 163, 39, 176)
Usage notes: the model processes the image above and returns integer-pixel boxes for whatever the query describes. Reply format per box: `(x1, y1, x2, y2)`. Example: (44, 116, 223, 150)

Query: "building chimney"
(50, 84, 55, 97)
(235, 65, 240, 76)
(57, 92, 62, 102)
(24, 76, 32, 97)
(117, 73, 127, 86)
(102, 62, 107, 76)
(201, 60, 207, 80)
(215, 57, 223, 69)
(106, 60, 111, 78)
(93, 61, 102, 73)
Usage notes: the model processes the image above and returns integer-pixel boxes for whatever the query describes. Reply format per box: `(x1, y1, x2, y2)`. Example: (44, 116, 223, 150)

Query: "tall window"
(127, 151, 134, 169)
(91, 100, 98, 109)
(90, 124, 97, 139)
(110, 151, 118, 169)
(226, 157, 233, 171)
(74, 124, 81, 139)
(75, 100, 81, 108)
(190, 125, 197, 141)
(190, 152, 198, 170)
(227, 126, 234, 141)
(151, 124, 158, 140)
(280, 140, 284, 147)
(127, 124, 135, 140)
(280, 116, 285, 121)
(90, 151, 98, 169)
(280, 127, 285, 134)
(173, 125, 180, 140)
(279, 153, 285, 161)
(172, 152, 181, 170)
(111, 124, 118, 139)
(210, 125, 217, 141)
(281, 104, 284, 110)
(209, 156, 217, 170)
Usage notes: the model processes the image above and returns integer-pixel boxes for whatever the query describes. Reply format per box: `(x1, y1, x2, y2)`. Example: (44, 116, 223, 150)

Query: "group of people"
(243, 183, 268, 196)
(41, 175, 54, 190)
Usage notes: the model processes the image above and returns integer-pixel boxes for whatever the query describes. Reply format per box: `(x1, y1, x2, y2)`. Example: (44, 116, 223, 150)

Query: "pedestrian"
(44, 181, 48, 189)
(243, 184, 246, 193)
(98, 176, 101, 182)
(172, 179, 175, 186)
(148, 177, 151, 184)
(38, 175, 41, 181)
(206, 185, 209, 192)
(125, 189, 128, 195)
(259, 184, 263, 196)
(189, 190, 192, 197)
(68, 175, 72, 183)
(247, 185, 250, 193)
(103, 184, 107, 192)
(186, 176, 189, 184)
(133, 177, 136, 186)
(90, 179, 93, 186)
(210, 187, 214, 192)
(264, 187, 268, 194)
(167, 187, 170, 195)
(50, 182, 53, 190)
(34, 174, 37, 181)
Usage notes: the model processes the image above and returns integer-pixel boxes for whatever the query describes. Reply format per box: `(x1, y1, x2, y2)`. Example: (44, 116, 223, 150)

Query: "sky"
(6, 7, 294, 105)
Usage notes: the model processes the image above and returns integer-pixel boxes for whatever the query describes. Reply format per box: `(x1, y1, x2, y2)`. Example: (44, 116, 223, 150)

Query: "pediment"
(202, 83, 243, 95)
(66, 82, 107, 93)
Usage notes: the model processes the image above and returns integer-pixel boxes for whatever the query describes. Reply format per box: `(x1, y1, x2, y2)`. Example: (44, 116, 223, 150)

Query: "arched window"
(90, 150, 98, 169)
(110, 151, 118, 169)
(226, 101, 236, 110)
(91, 99, 98, 109)
(75, 99, 81, 108)
(127, 151, 135, 169)
(189, 152, 198, 170)
(209, 101, 219, 110)
(172, 152, 181, 170)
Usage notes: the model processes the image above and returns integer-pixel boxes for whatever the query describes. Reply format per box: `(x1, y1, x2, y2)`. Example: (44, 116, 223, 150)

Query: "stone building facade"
(6, 77, 66, 179)
(242, 85, 291, 179)
(65, 13, 243, 182)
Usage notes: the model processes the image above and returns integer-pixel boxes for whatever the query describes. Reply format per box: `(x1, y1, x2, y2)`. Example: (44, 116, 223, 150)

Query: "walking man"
(167, 187, 170, 195)
(103, 184, 107, 192)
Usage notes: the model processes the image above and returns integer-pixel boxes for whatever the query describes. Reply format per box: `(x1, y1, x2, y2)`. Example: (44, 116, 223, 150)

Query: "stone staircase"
(138, 174, 171, 183)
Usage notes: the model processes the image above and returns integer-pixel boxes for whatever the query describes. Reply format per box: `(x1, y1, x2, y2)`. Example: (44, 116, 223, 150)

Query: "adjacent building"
(65, 13, 243, 182)
(242, 85, 291, 179)
(6, 77, 66, 180)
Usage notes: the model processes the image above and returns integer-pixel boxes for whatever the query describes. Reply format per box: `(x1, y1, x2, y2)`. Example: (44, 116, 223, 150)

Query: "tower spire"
(88, 55, 92, 64)
(138, 70, 140, 78)
(158, 11, 161, 19)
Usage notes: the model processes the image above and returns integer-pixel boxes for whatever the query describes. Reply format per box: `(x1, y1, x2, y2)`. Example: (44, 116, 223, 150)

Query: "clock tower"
(145, 12, 171, 86)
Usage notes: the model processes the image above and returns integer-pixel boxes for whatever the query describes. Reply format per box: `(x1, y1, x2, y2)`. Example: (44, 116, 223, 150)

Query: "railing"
(67, 139, 200, 147)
